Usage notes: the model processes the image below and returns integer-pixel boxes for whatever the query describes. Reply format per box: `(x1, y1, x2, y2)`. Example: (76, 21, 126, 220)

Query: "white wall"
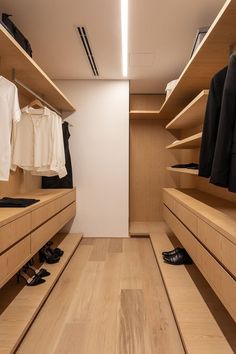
(56, 80, 129, 237)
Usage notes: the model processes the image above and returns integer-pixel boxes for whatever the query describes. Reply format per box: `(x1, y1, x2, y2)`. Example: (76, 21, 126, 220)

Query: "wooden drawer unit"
(60, 189, 76, 210)
(31, 198, 61, 230)
(198, 219, 236, 278)
(174, 200, 197, 235)
(0, 213, 31, 253)
(164, 206, 236, 321)
(163, 190, 175, 211)
(31, 202, 76, 254)
(0, 236, 31, 288)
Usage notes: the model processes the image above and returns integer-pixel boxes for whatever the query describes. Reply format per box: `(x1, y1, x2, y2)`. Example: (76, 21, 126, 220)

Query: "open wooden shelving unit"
(166, 167, 199, 175)
(166, 90, 208, 130)
(130, 0, 236, 120)
(166, 132, 202, 150)
(0, 23, 75, 117)
(0, 233, 82, 354)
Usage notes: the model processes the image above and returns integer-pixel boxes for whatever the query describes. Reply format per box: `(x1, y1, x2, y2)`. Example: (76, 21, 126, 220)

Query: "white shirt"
(0, 76, 21, 181)
(11, 106, 67, 178)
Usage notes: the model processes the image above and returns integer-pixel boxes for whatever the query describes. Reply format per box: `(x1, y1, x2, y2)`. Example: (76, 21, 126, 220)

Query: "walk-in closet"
(0, 0, 235, 353)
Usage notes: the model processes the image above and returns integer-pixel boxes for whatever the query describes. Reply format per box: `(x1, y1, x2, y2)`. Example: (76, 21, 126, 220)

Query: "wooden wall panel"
(129, 119, 180, 222)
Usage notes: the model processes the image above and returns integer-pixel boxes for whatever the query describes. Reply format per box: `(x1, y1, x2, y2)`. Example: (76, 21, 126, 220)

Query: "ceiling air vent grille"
(77, 27, 99, 76)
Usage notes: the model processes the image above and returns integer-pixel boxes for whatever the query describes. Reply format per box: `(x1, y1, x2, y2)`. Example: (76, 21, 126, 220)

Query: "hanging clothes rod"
(12, 69, 62, 117)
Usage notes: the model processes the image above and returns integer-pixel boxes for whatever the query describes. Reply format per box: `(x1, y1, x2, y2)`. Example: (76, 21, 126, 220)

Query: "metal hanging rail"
(12, 69, 62, 117)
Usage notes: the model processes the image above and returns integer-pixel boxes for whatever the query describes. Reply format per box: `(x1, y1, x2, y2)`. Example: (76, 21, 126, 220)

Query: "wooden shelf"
(158, 0, 236, 120)
(150, 228, 236, 354)
(129, 221, 162, 236)
(0, 232, 82, 354)
(163, 188, 236, 245)
(0, 24, 75, 117)
(166, 132, 202, 149)
(166, 90, 209, 130)
(167, 167, 199, 175)
(129, 110, 160, 119)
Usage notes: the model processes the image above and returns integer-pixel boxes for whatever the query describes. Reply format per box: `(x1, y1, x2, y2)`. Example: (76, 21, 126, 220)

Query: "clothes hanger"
(28, 99, 44, 109)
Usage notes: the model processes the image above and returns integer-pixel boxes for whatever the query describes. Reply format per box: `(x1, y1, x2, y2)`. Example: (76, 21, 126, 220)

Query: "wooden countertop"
(0, 189, 76, 227)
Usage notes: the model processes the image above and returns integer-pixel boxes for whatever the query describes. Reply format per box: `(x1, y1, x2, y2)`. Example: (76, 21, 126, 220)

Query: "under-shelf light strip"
(121, 0, 128, 77)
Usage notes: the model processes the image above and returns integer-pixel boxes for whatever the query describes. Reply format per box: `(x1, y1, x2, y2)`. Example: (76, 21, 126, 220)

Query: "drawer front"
(174, 201, 197, 235)
(6, 236, 30, 277)
(163, 190, 175, 211)
(60, 189, 76, 210)
(31, 198, 61, 229)
(0, 213, 31, 253)
(198, 219, 236, 278)
(31, 202, 76, 254)
(164, 206, 236, 321)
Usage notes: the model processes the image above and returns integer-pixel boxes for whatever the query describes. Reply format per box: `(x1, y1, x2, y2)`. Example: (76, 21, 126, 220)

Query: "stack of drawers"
(0, 189, 76, 288)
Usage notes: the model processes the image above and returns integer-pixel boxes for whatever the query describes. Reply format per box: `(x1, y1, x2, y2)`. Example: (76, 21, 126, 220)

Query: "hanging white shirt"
(0, 76, 21, 181)
(11, 106, 67, 178)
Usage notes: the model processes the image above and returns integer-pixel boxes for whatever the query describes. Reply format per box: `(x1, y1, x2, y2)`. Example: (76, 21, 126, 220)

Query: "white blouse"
(11, 106, 67, 178)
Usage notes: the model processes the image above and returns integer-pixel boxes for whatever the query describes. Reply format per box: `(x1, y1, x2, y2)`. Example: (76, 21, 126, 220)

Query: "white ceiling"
(0, 0, 226, 93)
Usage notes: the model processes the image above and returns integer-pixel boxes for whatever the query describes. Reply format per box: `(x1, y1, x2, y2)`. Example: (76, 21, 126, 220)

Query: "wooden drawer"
(174, 201, 197, 235)
(31, 198, 61, 229)
(60, 189, 76, 210)
(198, 219, 236, 278)
(60, 202, 76, 225)
(0, 213, 31, 253)
(163, 190, 175, 211)
(0, 236, 31, 288)
(164, 206, 236, 321)
(31, 202, 76, 254)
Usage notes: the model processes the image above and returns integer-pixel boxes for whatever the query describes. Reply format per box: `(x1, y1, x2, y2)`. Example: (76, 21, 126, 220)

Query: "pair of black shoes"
(17, 265, 51, 286)
(39, 244, 64, 264)
(162, 247, 193, 265)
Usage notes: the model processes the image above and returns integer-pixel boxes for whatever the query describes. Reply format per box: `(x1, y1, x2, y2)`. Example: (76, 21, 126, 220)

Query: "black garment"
(172, 163, 199, 169)
(210, 54, 236, 192)
(0, 197, 39, 208)
(42, 121, 73, 189)
(198, 66, 228, 177)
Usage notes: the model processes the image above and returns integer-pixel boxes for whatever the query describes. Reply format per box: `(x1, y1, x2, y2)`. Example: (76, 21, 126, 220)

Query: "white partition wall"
(56, 80, 129, 237)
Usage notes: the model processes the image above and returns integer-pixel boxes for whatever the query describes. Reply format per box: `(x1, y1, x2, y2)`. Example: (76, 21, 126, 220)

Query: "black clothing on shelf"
(0, 197, 39, 208)
(199, 66, 228, 178)
(210, 54, 236, 192)
(42, 121, 73, 189)
(172, 163, 199, 169)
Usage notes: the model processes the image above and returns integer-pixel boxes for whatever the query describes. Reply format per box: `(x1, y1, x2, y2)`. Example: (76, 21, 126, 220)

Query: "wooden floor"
(17, 238, 185, 354)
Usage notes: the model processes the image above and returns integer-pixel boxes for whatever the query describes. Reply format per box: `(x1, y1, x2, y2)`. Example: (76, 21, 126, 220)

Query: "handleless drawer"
(163, 190, 175, 211)
(198, 219, 236, 277)
(31, 202, 76, 254)
(174, 201, 197, 235)
(60, 190, 76, 210)
(0, 236, 31, 288)
(0, 213, 31, 253)
(31, 198, 61, 229)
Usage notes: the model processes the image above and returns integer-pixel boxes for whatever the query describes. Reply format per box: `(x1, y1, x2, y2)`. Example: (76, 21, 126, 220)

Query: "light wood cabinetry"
(166, 132, 202, 149)
(0, 189, 76, 289)
(163, 188, 236, 321)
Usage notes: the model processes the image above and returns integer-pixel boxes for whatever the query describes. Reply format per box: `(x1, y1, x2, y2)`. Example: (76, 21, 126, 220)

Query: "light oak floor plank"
(17, 238, 185, 354)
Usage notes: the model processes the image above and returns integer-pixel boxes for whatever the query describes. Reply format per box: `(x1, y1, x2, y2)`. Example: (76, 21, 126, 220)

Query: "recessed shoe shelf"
(129, 110, 160, 119)
(166, 90, 209, 130)
(0, 232, 82, 354)
(166, 132, 202, 150)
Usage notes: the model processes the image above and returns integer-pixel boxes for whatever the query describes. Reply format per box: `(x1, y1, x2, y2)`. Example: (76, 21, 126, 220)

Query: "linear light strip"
(121, 0, 128, 77)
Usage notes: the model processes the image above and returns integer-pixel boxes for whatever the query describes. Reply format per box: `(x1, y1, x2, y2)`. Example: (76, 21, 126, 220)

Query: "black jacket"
(198, 66, 228, 177)
(210, 53, 236, 192)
